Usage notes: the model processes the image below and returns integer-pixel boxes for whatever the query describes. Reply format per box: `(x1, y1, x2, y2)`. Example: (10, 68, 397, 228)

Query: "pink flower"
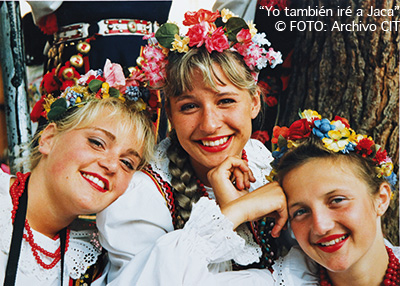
(187, 22, 209, 47)
(236, 29, 252, 43)
(143, 46, 165, 62)
(205, 27, 229, 53)
(103, 59, 125, 88)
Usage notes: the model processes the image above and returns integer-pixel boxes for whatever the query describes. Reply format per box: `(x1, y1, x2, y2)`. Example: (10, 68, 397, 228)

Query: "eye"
(180, 103, 198, 112)
(218, 98, 235, 105)
(121, 159, 136, 171)
(330, 196, 346, 205)
(291, 208, 308, 220)
(88, 138, 105, 149)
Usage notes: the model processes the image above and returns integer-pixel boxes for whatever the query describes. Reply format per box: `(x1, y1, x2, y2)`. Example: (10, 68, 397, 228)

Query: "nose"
(311, 209, 335, 236)
(98, 154, 118, 174)
(199, 105, 221, 134)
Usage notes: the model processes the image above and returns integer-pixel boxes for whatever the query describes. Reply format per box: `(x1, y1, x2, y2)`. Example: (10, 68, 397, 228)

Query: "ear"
(375, 182, 392, 217)
(251, 90, 261, 120)
(38, 123, 57, 155)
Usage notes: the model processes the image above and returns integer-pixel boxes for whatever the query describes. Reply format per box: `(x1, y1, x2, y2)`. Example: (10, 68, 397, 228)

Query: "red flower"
(334, 116, 350, 128)
(373, 148, 388, 164)
(205, 27, 229, 53)
(271, 126, 289, 144)
(38, 13, 58, 35)
(265, 96, 278, 107)
(251, 130, 270, 144)
(30, 96, 46, 122)
(41, 69, 60, 94)
(355, 138, 375, 157)
(288, 119, 312, 140)
(183, 9, 220, 26)
(187, 22, 209, 47)
(236, 29, 252, 43)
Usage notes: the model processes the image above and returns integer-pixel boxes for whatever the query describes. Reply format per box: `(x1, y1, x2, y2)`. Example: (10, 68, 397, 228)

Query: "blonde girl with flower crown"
(121, 110, 399, 286)
(96, 8, 290, 286)
(0, 93, 155, 286)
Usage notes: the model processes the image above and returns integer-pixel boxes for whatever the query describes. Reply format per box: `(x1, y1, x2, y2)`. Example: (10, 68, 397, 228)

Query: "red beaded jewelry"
(10, 172, 70, 270)
(318, 246, 400, 286)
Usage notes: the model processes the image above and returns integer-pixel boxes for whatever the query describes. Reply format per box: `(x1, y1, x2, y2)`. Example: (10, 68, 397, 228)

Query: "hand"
(221, 182, 288, 237)
(207, 156, 256, 207)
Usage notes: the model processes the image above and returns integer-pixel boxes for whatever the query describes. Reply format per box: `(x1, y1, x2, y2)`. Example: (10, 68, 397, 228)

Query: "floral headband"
(31, 59, 161, 123)
(268, 110, 398, 190)
(136, 8, 283, 87)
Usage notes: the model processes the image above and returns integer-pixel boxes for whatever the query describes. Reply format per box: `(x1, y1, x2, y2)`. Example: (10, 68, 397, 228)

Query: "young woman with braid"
(96, 8, 288, 285)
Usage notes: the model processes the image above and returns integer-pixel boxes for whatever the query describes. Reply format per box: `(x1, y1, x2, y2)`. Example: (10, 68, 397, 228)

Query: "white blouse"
(96, 138, 274, 284)
(0, 170, 102, 286)
(129, 197, 400, 285)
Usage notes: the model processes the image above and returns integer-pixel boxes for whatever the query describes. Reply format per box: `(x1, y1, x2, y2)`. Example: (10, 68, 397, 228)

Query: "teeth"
(202, 137, 228, 147)
(319, 235, 348, 247)
(82, 173, 105, 189)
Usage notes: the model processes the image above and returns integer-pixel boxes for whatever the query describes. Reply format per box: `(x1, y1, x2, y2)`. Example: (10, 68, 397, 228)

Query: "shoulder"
(147, 138, 173, 184)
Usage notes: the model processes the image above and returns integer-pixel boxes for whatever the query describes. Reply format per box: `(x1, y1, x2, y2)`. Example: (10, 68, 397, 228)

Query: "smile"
(197, 136, 232, 152)
(316, 234, 350, 253)
(201, 136, 229, 147)
(81, 172, 109, 192)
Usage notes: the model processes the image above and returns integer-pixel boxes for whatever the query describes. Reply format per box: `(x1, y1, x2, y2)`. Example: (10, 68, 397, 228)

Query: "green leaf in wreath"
(47, 101, 68, 121)
(109, 87, 120, 98)
(225, 17, 248, 42)
(88, 79, 103, 93)
(155, 23, 180, 49)
(277, 135, 287, 150)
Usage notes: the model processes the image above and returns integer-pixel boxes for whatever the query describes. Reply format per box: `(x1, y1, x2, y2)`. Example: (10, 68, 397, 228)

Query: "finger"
(232, 167, 245, 190)
(243, 170, 251, 189)
(271, 209, 288, 238)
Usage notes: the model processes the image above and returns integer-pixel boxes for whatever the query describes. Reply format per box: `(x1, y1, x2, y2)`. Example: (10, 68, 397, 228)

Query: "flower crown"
(137, 8, 283, 87)
(268, 109, 398, 190)
(31, 59, 161, 123)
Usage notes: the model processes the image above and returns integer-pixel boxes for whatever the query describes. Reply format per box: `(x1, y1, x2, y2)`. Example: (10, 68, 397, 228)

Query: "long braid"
(167, 130, 202, 229)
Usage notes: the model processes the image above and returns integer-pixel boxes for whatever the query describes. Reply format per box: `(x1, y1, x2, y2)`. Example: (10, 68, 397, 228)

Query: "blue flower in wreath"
(272, 146, 288, 167)
(313, 118, 334, 139)
(125, 86, 140, 101)
(385, 172, 398, 191)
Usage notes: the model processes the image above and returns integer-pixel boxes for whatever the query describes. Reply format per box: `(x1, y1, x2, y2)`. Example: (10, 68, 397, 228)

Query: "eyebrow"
(288, 190, 338, 209)
(90, 127, 142, 161)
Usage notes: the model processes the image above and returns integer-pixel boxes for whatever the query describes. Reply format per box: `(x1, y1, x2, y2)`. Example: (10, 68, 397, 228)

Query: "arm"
(133, 197, 275, 286)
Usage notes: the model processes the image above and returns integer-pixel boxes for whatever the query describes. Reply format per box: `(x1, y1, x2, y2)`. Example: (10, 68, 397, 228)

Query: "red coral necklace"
(8, 172, 70, 273)
(318, 246, 400, 286)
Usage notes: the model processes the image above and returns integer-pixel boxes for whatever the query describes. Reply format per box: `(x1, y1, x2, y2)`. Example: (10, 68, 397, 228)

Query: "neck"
(327, 238, 389, 286)
(25, 169, 75, 238)
(189, 158, 211, 187)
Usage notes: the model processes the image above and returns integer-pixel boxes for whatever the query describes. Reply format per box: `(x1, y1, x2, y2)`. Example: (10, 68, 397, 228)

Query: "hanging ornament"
(76, 41, 91, 54)
(70, 54, 84, 68)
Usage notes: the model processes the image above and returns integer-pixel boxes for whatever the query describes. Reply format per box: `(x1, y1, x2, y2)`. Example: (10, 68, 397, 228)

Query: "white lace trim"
(149, 138, 272, 266)
(0, 184, 102, 282)
(184, 197, 261, 265)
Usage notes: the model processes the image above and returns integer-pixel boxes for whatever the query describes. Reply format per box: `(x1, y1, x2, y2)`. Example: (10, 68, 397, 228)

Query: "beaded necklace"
(8, 172, 70, 273)
(318, 246, 400, 286)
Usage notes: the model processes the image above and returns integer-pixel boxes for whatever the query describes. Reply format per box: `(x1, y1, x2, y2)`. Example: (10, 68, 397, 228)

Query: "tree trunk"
(281, 0, 399, 244)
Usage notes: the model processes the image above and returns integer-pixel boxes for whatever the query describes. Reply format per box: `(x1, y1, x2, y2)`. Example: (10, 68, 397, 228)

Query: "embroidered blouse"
(0, 170, 102, 286)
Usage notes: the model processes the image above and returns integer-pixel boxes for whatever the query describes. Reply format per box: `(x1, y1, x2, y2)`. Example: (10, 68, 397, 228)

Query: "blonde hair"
(30, 97, 155, 170)
(164, 47, 259, 101)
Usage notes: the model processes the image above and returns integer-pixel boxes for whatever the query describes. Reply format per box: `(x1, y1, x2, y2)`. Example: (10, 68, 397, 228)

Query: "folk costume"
(0, 170, 102, 286)
(97, 138, 276, 284)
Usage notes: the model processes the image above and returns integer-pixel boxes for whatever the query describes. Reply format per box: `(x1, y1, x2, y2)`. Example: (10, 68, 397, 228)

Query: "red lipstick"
(81, 171, 109, 193)
(315, 234, 349, 253)
(197, 136, 232, 153)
